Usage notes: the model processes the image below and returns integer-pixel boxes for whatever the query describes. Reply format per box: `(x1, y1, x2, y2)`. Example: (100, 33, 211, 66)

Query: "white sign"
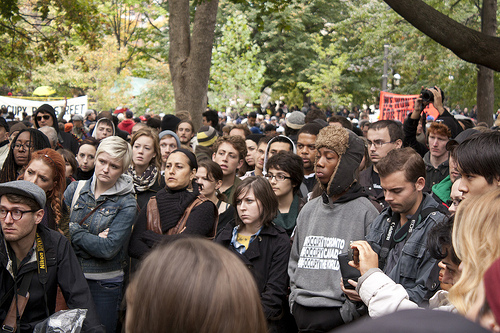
(0, 96, 88, 117)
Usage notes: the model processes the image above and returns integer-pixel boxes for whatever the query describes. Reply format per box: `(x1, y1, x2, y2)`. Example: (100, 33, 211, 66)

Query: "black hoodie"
(34, 104, 79, 154)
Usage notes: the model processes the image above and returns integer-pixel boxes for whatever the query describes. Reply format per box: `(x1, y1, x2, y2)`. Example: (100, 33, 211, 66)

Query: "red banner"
(379, 91, 439, 122)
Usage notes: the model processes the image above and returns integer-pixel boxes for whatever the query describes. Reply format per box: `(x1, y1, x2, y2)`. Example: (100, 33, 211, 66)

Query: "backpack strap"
(70, 180, 85, 216)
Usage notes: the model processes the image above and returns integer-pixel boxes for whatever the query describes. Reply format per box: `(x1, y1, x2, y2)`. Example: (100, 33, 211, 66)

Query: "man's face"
(297, 133, 317, 172)
(457, 170, 500, 199)
(448, 155, 460, 183)
(0, 196, 42, 243)
(229, 128, 246, 139)
(248, 117, 256, 127)
(131, 124, 146, 136)
(95, 123, 113, 140)
(88, 112, 96, 121)
(0, 126, 8, 142)
(367, 128, 400, 165)
(268, 141, 291, 160)
(74, 120, 83, 129)
(380, 170, 424, 216)
(428, 132, 449, 160)
(212, 142, 243, 176)
(245, 139, 258, 167)
(254, 142, 267, 172)
(160, 136, 178, 163)
(177, 123, 194, 144)
(315, 147, 339, 186)
(202, 116, 210, 127)
(36, 111, 53, 128)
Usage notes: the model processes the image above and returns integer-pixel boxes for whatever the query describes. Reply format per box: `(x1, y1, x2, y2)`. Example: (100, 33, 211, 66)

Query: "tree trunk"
(168, 0, 219, 130)
(476, 0, 497, 126)
(382, 0, 500, 72)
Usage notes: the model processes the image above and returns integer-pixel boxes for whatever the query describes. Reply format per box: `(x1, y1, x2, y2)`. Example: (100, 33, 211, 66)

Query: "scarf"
(128, 164, 158, 192)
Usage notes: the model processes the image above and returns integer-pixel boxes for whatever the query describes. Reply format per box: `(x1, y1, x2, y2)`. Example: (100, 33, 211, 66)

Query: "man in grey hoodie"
(288, 126, 379, 332)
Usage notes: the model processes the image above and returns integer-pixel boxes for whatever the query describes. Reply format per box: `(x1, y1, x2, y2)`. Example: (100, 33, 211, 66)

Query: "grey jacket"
(365, 193, 446, 305)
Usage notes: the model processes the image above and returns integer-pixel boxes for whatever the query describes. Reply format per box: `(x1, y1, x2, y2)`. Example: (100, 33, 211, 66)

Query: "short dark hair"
(455, 131, 500, 184)
(377, 147, 425, 183)
(427, 216, 460, 265)
(368, 120, 404, 142)
(202, 110, 219, 128)
(5, 193, 41, 211)
(298, 122, 323, 137)
(266, 152, 304, 194)
(233, 177, 278, 227)
(212, 136, 247, 160)
(305, 109, 327, 124)
(328, 116, 352, 130)
(269, 136, 293, 152)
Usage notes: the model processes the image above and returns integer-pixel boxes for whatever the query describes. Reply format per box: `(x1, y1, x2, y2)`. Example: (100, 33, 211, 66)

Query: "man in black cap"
(0, 180, 103, 332)
(0, 118, 9, 169)
(33, 104, 79, 154)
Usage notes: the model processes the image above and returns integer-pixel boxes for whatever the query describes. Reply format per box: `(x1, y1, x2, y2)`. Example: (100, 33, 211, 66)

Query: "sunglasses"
(37, 115, 51, 121)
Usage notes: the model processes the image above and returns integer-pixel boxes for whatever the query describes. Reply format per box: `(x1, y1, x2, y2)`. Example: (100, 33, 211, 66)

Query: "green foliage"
(209, 11, 266, 112)
(132, 62, 175, 115)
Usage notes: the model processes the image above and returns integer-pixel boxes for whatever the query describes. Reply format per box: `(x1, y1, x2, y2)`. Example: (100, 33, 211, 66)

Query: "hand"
(98, 228, 109, 238)
(349, 241, 379, 276)
(427, 86, 445, 115)
(340, 278, 361, 302)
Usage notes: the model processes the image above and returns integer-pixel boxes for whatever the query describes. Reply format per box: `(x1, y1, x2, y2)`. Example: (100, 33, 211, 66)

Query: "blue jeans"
(87, 278, 123, 333)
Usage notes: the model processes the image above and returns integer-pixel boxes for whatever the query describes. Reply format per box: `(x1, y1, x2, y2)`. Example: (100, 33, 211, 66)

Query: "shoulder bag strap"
(146, 197, 162, 234)
(70, 180, 85, 216)
(78, 198, 108, 226)
(2, 270, 35, 332)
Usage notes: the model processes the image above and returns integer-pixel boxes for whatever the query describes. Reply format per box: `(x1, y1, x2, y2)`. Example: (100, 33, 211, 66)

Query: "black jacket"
(0, 224, 103, 333)
(215, 222, 291, 319)
(34, 104, 79, 154)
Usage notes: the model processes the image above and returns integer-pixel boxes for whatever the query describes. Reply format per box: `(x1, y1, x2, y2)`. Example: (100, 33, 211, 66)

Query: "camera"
(421, 89, 434, 104)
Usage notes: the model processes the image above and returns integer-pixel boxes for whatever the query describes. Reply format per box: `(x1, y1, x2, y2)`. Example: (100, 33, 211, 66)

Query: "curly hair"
(212, 136, 247, 160)
(18, 148, 66, 229)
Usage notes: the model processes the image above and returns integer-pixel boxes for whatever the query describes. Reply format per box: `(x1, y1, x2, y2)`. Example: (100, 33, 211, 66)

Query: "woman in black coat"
(128, 149, 217, 260)
(215, 176, 291, 331)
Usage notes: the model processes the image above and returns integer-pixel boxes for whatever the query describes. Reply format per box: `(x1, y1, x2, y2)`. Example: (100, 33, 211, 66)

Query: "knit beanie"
(286, 111, 305, 130)
(315, 126, 364, 196)
(159, 130, 181, 148)
(197, 126, 218, 147)
(161, 114, 181, 132)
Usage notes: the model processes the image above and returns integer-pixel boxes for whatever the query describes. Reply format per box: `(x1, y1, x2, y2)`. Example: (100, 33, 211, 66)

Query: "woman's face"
(23, 159, 55, 193)
(133, 136, 156, 168)
(267, 167, 293, 199)
(165, 152, 195, 190)
(196, 167, 220, 197)
(77, 144, 96, 172)
(64, 159, 74, 178)
(236, 188, 263, 227)
(13, 131, 33, 167)
(94, 152, 124, 187)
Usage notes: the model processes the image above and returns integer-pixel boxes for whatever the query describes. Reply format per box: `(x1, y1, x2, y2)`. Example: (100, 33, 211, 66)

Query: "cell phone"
(338, 252, 361, 290)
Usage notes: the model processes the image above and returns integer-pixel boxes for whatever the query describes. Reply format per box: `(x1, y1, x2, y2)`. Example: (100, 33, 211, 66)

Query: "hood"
(92, 118, 116, 139)
(34, 104, 59, 132)
(263, 135, 296, 173)
(315, 127, 364, 197)
(91, 173, 135, 196)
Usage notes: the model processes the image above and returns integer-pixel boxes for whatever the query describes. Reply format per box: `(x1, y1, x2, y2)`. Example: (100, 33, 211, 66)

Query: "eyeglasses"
(13, 143, 33, 150)
(0, 209, 37, 221)
(36, 115, 51, 121)
(366, 140, 396, 148)
(265, 173, 291, 182)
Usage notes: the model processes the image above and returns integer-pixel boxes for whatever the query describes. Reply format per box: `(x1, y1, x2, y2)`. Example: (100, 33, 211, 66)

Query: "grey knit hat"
(285, 111, 305, 130)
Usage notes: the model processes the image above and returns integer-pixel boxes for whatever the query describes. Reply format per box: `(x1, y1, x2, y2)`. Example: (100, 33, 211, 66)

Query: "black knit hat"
(161, 114, 181, 132)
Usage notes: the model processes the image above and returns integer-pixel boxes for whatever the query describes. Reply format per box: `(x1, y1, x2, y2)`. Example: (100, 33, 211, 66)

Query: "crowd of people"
(0, 85, 499, 333)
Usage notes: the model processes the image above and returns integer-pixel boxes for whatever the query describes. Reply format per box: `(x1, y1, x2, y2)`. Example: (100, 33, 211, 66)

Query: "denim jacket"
(64, 175, 137, 275)
(365, 193, 446, 305)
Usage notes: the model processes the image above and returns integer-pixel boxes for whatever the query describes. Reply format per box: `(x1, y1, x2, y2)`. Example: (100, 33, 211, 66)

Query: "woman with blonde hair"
(127, 127, 162, 209)
(449, 189, 500, 314)
(125, 238, 267, 333)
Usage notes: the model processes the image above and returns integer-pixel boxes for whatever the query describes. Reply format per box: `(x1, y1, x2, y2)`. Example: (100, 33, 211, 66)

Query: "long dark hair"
(0, 128, 51, 183)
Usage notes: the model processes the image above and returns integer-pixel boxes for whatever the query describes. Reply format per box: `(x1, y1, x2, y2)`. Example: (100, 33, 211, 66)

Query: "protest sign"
(379, 91, 439, 122)
(0, 96, 88, 117)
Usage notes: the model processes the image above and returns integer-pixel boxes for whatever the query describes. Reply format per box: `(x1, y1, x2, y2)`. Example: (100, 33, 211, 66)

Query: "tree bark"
(168, 0, 219, 129)
(476, 0, 497, 126)
(382, 0, 500, 72)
